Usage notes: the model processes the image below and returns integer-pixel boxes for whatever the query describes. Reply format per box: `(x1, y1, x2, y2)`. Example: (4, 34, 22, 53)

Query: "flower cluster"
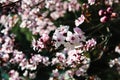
(32, 33, 51, 52)
(9, 70, 21, 80)
(0, 34, 15, 65)
(49, 26, 96, 79)
(109, 44, 120, 74)
(0, 15, 19, 35)
(18, 0, 81, 35)
(10, 50, 50, 78)
(88, 0, 95, 5)
(109, 57, 120, 74)
(0, 0, 18, 3)
(31, 25, 96, 79)
(53, 26, 86, 48)
(98, 7, 117, 23)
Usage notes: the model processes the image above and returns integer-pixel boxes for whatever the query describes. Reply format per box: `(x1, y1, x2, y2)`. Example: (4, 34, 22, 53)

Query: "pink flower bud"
(103, 11, 107, 15)
(100, 16, 108, 23)
(107, 7, 113, 13)
(111, 12, 117, 18)
(98, 10, 104, 16)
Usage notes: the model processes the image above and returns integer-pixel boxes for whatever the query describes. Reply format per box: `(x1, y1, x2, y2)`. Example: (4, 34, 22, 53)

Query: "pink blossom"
(73, 27, 86, 41)
(100, 16, 108, 23)
(68, 0, 81, 12)
(74, 27, 84, 35)
(52, 25, 69, 48)
(32, 33, 53, 51)
(75, 14, 85, 26)
(98, 10, 104, 16)
(52, 69, 59, 77)
(66, 31, 80, 44)
(84, 38, 96, 51)
(9, 70, 21, 80)
(10, 50, 24, 63)
(53, 31, 65, 48)
(41, 33, 50, 43)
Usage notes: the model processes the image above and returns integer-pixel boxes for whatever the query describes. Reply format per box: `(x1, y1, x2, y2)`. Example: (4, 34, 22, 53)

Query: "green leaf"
(1, 73, 9, 80)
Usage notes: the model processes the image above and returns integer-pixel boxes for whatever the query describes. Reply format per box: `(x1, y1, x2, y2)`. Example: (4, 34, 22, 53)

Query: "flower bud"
(107, 7, 113, 13)
(100, 16, 108, 23)
(111, 12, 117, 18)
(98, 10, 104, 16)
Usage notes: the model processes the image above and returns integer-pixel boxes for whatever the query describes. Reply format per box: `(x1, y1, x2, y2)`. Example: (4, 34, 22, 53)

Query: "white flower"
(115, 45, 120, 54)
(31, 54, 43, 63)
(0, 15, 7, 25)
(88, 0, 95, 5)
(49, 77, 54, 80)
(50, 11, 60, 20)
(42, 57, 50, 66)
(29, 73, 36, 79)
(51, 58, 59, 65)
(20, 20, 27, 28)
(26, 64, 37, 71)
(64, 42, 74, 50)
(23, 70, 28, 77)
(0, 0, 6, 3)
(19, 59, 27, 70)
(32, 38, 38, 51)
